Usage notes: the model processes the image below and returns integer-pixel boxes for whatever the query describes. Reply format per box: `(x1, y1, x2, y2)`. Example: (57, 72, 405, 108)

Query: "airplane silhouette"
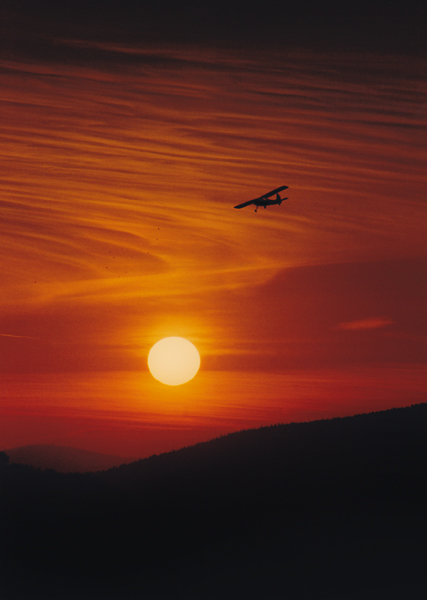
(234, 186, 288, 212)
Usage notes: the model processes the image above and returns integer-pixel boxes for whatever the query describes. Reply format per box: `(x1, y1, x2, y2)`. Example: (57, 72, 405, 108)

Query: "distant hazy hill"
(3, 444, 132, 473)
(1, 403, 426, 600)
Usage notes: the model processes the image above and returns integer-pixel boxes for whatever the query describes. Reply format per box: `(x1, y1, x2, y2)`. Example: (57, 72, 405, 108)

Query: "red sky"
(0, 42, 425, 457)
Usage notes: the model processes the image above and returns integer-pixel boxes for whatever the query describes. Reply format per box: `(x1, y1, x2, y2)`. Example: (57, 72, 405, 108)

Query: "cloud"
(0, 50, 425, 375)
(338, 317, 394, 331)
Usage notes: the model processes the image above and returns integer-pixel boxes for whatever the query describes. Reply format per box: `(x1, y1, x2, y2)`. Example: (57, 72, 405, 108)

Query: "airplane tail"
(276, 194, 288, 206)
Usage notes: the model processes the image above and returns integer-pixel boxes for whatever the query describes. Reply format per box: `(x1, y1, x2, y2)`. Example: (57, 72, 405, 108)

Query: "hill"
(1, 403, 426, 599)
(3, 444, 133, 473)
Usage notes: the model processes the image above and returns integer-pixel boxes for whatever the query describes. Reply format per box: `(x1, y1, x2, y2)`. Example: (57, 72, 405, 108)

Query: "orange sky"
(1, 44, 426, 457)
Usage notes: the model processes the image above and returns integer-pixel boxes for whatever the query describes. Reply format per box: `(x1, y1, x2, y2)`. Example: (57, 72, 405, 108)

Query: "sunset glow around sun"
(148, 337, 201, 385)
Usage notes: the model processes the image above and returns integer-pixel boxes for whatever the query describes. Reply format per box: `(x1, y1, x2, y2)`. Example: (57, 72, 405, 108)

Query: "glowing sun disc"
(148, 337, 201, 386)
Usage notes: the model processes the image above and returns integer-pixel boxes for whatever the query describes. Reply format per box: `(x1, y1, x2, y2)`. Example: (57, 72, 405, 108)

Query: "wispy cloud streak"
(338, 317, 394, 331)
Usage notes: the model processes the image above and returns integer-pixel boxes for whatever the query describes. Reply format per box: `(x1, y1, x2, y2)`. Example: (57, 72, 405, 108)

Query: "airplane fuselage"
(253, 195, 287, 212)
(255, 198, 282, 208)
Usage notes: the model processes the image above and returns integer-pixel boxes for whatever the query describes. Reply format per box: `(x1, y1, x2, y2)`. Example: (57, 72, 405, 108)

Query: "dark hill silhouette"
(1, 403, 426, 599)
(3, 444, 133, 473)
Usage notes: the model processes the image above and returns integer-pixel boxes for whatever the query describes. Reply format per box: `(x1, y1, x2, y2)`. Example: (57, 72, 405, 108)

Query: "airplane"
(234, 185, 289, 212)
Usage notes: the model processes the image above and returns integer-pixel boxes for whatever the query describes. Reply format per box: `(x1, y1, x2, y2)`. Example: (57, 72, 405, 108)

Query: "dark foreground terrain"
(1, 404, 426, 599)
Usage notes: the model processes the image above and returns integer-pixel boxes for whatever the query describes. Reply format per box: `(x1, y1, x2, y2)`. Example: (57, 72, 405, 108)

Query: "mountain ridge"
(98, 402, 427, 507)
(4, 402, 426, 474)
(3, 402, 426, 475)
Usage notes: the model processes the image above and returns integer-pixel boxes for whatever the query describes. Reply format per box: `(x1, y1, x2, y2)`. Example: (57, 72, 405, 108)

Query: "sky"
(0, 2, 426, 457)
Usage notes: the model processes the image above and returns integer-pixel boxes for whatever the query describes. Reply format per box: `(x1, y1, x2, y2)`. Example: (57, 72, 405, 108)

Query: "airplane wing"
(261, 185, 288, 199)
(234, 200, 255, 209)
(246, 185, 289, 204)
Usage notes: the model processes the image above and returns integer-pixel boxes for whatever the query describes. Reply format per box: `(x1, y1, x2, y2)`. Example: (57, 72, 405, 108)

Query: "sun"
(147, 337, 201, 386)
